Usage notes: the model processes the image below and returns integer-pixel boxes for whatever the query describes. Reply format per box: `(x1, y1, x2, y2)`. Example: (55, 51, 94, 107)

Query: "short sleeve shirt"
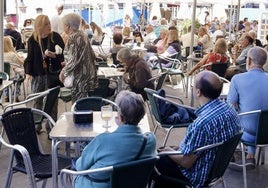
(179, 99, 241, 187)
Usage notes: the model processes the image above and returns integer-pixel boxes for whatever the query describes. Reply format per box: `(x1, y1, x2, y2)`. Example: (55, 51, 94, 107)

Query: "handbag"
(63, 75, 74, 88)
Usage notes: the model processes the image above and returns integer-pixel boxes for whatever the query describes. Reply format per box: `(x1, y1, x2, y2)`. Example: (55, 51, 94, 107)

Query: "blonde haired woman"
(4, 36, 24, 78)
(188, 38, 229, 75)
(198, 26, 213, 52)
(24, 14, 65, 133)
(90, 21, 103, 45)
(4, 36, 24, 102)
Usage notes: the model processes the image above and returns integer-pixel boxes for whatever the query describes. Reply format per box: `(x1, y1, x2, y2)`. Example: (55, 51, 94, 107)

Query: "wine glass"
(107, 57, 114, 67)
(101, 105, 113, 132)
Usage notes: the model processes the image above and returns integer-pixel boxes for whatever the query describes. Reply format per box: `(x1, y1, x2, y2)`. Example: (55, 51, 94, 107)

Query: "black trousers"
(152, 156, 189, 188)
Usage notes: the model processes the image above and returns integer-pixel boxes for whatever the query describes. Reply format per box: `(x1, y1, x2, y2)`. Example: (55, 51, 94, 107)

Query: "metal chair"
(237, 110, 268, 188)
(144, 88, 195, 146)
(71, 96, 117, 112)
(156, 53, 187, 90)
(60, 156, 158, 188)
(152, 133, 242, 188)
(88, 77, 118, 101)
(0, 108, 71, 188)
(92, 32, 106, 54)
(4, 62, 26, 102)
(148, 72, 168, 91)
(58, 87, 72, 112)
(201, 62, 229, 77)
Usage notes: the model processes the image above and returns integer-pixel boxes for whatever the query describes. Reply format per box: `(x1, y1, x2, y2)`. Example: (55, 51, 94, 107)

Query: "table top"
(98, 67, 124, 78)
(49, 112, 150, 141)
(0, 80, 13, 91)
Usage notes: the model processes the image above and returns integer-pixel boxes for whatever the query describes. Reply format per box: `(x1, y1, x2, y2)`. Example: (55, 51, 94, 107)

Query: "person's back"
(153, 71, 240, 188)
(75, 90, 156, 188)
(228, 68, 268, 133)
(228, 46, 268, 165)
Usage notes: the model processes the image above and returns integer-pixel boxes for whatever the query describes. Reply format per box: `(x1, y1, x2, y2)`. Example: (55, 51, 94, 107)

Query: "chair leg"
(41, 179, 47, 188)
(241, 142, 248, 188)
(5, 150, 16, 188)
(162, 126, 174, 147)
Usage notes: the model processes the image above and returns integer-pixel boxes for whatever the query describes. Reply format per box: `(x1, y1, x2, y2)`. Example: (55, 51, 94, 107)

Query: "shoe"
(229, 158, 256, 171)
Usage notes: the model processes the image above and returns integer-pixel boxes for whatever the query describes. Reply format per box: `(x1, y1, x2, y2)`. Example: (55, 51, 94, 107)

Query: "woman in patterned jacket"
(59, 13, 98, 103)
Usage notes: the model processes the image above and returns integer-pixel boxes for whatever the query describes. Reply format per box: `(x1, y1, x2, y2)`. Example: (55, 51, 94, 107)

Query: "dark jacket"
(24, 32, 65, 77)
(126, 58, 154, 100)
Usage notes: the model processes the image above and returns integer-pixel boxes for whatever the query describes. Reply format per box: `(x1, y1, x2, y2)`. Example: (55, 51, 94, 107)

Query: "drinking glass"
(101, 105, 113, 132)
(107, 57, 114, 67)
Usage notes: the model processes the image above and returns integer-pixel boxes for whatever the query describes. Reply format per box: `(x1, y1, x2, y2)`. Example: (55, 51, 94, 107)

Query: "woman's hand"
(45, 49, 56, 58)
(59, 71, 64, 82)
(24, 74, 31, 88)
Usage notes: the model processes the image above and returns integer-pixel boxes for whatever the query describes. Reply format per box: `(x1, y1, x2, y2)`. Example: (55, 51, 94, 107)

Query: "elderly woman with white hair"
(59, 13, 98, 103)
(74, 90, 156, 188)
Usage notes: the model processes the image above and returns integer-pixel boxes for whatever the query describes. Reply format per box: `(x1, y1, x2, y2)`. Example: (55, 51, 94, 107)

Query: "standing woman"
(59, 13, 98, 103)
(89, 21, 103, 45)
(24, 14, 65, 133)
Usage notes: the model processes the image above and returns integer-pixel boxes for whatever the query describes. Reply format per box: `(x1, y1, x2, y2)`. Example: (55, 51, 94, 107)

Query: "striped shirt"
(179, 99, 241, 187)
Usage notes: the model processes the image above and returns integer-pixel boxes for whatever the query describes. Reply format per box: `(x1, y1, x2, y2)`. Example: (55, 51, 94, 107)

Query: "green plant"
(178, 19, 201, 36)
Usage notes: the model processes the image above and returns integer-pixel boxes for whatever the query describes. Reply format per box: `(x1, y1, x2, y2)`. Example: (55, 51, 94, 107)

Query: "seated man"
(152, 71, 241, 187)
(232, 34, 254, 71)
(74, 90, 156, 187)
(227, 46, 268, 167)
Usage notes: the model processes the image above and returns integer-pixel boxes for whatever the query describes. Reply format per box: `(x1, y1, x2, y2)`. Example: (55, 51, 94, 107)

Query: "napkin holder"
(73, 110, 93, 124)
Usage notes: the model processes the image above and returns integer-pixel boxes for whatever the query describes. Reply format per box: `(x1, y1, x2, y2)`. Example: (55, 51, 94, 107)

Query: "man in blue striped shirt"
(153, 71, 241, 187)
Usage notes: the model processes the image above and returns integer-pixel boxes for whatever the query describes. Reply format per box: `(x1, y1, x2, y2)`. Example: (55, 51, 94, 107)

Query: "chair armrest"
(4, 90, 50, 112)
(0, 136, 35, 183)
(201, 63, 212, 69)
(157, 142, 223, 157)
(238, 110, 261, 117)
(60, 166, 113, 188)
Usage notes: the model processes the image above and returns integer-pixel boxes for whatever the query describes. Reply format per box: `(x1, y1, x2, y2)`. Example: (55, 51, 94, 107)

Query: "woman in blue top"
(74, 90, 156, 188)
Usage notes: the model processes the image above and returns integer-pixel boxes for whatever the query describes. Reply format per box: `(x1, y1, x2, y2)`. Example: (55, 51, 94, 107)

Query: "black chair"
(88, 77, 117, 100)
(201, 63, 229, 77)
(0, 108, 71, 188)
(152, 133, 243, 188)
(235, 110, 268, 188)
(71, 96, 117, 112)
(144, 88, 194, 146)
(60, 157, 158, 188)
(148, 72, 168, 91)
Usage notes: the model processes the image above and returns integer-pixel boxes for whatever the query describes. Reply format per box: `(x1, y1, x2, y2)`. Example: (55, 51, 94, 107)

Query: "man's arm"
(169, 153, 198, 169)
(158, 146, 198, 169)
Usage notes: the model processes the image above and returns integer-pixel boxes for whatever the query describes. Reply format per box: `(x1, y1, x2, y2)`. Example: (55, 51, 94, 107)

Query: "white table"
(98, 67, 124, 91)
(50, 111, 150, 188)
(98, 67, 124, 78)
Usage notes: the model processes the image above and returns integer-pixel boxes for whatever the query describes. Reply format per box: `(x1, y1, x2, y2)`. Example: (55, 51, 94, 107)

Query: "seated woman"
(188, 38, 229, 75)
(122, 26, 133, 44)
(74, 90, 156, 188)
(90, 21, 103, 45)
(147, 29, 182, 68)
(198, 26, 213, 53)
(3, 36, 25, 102)
(117, 48, 155, 100)
(109, 33, 124, 67)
